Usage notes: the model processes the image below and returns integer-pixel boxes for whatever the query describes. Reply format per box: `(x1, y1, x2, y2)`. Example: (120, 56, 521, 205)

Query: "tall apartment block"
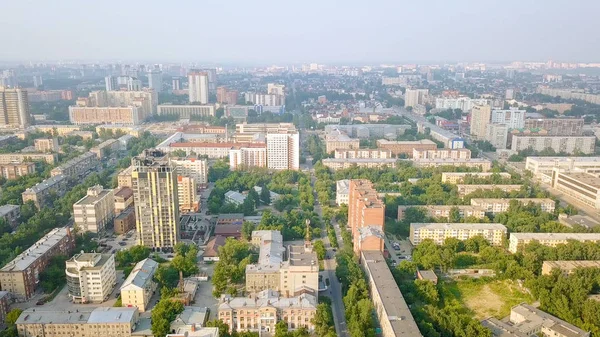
(0, 228, 75, 301)
(73, 185, 115, 234)
(266, 131, 300, 170)
(177, 176, 199, 213)
(132, 150, 180, 250)
(348, 180, 385, 256)
(470, 105, 491, 140)
(0, 87, 31, 128)
(170, 157, 209, 188)
(188, 71, 209, 104)
(217, 86, 239, 105)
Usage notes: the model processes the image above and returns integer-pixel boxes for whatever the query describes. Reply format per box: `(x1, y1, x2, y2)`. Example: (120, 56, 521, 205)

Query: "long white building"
(435, 97, 489, 112)
(188, 71, 209, 104)
(511, 135, 595, 155)
(509, 232, 600, 253)
(525, 156, 600, 178)
(410, 223, 507, 246)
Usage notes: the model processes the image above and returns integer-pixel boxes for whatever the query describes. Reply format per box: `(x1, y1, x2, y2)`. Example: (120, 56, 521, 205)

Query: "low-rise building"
(412, 148, 471, 159)
(376, 139, 437, 157)
(325, 131, 360, 153)
(541, 260, 600, 276)
(34, 138, 59, 152)
(456, 184, 522, 197)
(470, 198, 556, 214)
(0, 204, 20, 228)
(224, 191, 246, 205)
(412, 158, 492, 171)
(114, 206, 136, 234)
(416, 269, 438, 285)
(118, 166, 134, 188)
(203, 235, 227, 262)
(218, 289, 317, 333)
(114, 186, 134, 214)
(73, 185, 115, 234)
(65, 252, 117, 303)
(441, 172, 512, 184)
(0, 162, 35, 180)
(22, 174, 69, 209)
(397, 205, 486, 221)
(550, 169, 600, 210)
(508, 232, 600, 253)
(322, 158, 397, 171)
(216, 213, 245, 225)
(511, 135, 595, 154)
(157, 104, 215, 118)
(336, 179, 350, 206)
(91, 139, 120, 159)
(410, 223, 507, 246)
(526, 156, 600, 179)
(50, 152, 99, 179)
(120, 258, 159, 312)
(0, 228, 75, 301)
(0, 153, 57, 164)
(334, 149, 392, 159)
(16, 307, 140, 337)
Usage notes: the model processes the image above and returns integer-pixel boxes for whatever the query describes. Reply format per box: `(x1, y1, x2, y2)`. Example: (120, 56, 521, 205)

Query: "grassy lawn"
(443, 278, 534, 319)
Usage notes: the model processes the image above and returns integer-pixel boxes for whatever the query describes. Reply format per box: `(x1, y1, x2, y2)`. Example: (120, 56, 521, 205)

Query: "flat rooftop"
(511, 304, 589, 337)
(470, 198, 554, 204)
(413, 158, 491, 163)
(287, 245, 318, 267)
(481, 318, 528, 337)
(527, 156, 600, 163)
(1, 228, 70, 272)
(543, 260, 600, 271)
(74, 189, 112, 206)
(0, 204, 19, 216)
(557, 171, 600, 188)
(510, 232, 600, 241)
(323, 158, 397, 163)
(361, 250, 422, 337)
(377, 139, 436, 145)
(411, 223, 508, 231)
(16, 307, 137, 325)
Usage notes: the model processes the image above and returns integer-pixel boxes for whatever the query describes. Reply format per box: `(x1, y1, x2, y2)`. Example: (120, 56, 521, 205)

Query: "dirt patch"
(463, 284, 504, 319)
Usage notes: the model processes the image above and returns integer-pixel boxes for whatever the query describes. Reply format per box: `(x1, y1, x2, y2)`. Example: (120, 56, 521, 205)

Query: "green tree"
(5, 308, 22, 326)
(151, 298, 184, 337)
(241, 221, 255, 241)
(205, 320, 231, 337)
(260, 185, 272, 205)
(313, 240, 326, 260)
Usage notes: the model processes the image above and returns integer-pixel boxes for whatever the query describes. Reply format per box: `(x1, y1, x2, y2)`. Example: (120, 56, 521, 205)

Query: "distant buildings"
(322, 158, 397, 171)
(22, 174, 69, 209)
(523, 118, 584, 136)
(0, 153, 57, 164)
(148, 70, 163, 92)
(157, 104, 215, 118)
(485, 123, 509, 149)
(120, 258, 159, 312)
(324, 124, 411, 139)
(65, 252, 117, 303)
(508, 233, 600, 253)
(70, 90, 157, 125)
(34, 138, 59, 152)
(550, 169, 600, 210)
(456, 184, 522, 197)
(409, 223, 507, 246)
(188, 71, 209, 104)
(541, 260, 600, 276)
(376, 139, 437, 157)
(470, 105, 491, 140)
(404, 88, 428, 108)
(0, 228, 75, 301)
(537, 87, 600, 105)
(0, 162, 35, 180)
(412, 148, 471, 159)
(435, 97, 489, 112)
(412, 158, 492, 171)
(510, 135, 595, 154)
(217, 86, 239, 105)
(491, 108, 526, 129)
(132, 150, 180, 250)
(324, 131, 360, 153)
(73, 185, 115, 234)
(171, 157, 209, 188)
(348, 180, 385, 255)
(334, 149, 392, 159)
(525, 157, 600, 179)
(0, 87, 31, 128)
(470, 198, 556, 214)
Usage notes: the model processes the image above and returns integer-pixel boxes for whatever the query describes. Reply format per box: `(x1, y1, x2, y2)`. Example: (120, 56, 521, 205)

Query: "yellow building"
(456, 184, 522, 197)
(119, 258, 159, 312)
(541, 260, 600, 276)
(410, 223, 507, 246)
(509, 233, 600, 253)
(441, 172, 512, 184)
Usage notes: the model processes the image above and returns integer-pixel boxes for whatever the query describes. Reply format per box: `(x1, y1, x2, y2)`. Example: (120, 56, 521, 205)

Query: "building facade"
(412, 148, 471, 160)
(266, 131, 300, 170)
(0, 87, 31, 128)
(511, 135, 595, 155)
(409, 223, 507, 246)
(120, 258, 159, 312)
(22, 174, 69, 209)
(334, 149, 392, 159)
(508, 233, 600, 253)
(188, 71, 209, 104)
(491, 108, 526, 129)
(170, 157, 209, 188)
(456, 184, 522, 197)
(441, 172, 512, 184)
(376, 139, 437, 157)
(0, 153, 57, 165)
(177, 176, 199, 213)
(470, 105, 491, 140)
(470, 198, 556, 214)
(348, 180, 386, 255)
(550, 169, 600, 210)
(0, 163, 35, 180)
(322, 158, 397, 171)
(524, 118, 584, 136)
(73, 185, 115, 234)
(50, 152, 98, 179)
(65, 253, 117, 303)
(412, 158, 492, 171)
(157, 104, 215, 118)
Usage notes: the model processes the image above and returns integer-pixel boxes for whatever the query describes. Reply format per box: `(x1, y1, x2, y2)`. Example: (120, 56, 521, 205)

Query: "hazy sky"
(1, 0, 599, 64)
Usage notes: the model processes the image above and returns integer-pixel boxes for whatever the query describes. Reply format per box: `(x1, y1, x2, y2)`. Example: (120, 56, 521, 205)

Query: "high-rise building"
(0, 87, 31, 128)
(177, 175, 198, 213)
(33, 75, 43, 88)
(148, 71, 163, 92)
(127, 77, 142, 91)
(202, 68, 217, 93)
(132, 150, 180, 250)
(267, 83, 285, 96)
(172, 77, 181, 91)
(188, 71, 209, 104)
(0, 70, 16, 88)
(65, 252, 116, 303)
(266, 131, 300, 170)
(104, 76, 118, 91)
(348, 180, 385, 256)
(404, 88, 428, 108)
(491, 108, 526, 129)
(170, 157, 209, 188)
(470, 105, 491, 140)
(217, 86, 239, 105)
(73, 185, 115, 234)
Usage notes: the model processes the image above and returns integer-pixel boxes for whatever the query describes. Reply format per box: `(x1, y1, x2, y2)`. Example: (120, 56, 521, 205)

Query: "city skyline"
(1, 0, 599, 64)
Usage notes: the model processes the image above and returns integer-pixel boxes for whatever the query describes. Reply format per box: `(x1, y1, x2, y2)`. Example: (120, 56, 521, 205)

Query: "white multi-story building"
(229, 147, 267, 170)
(171, 157, 209, 188)
(404, 89, 428, 108)
(65, 252, 116, 304)
(435, 97, 489, 112)
(470, 198, 556, 214)
(526, 156, 600, 178)
(509, 233, 600, 253)
(511, 135, 595, 155)
(411, 158, 492, 171)
(412, 148, 471, 160)
(188, 71, 209, 104)
(491, 108, 526, 129)
(266, 132, 299, 170)
(410, 223, 507, 246)
(244, 93, 284, 106)
(336, 180, 350, 206)
(550, 169, 600, 210)
(73, 185, 115, 234)
(157, 104, 215, 118)
(470, 105, 491, 140)
(334, 149, 392, 159)
(485, 123, 509, 149)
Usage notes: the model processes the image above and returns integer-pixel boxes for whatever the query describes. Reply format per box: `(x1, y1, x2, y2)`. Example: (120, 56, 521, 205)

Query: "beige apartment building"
(16, 307, 139, 337)
(376, 139, 437, 157)
(0, 228, 75, 301)
(508, 233, 600, 253)
(73, 185, 115, 234)
(550, 169, 600, 210)
(90, 139, 120, 159)
(120, 258, 159, 312)
(412, 148, 471, 160)
(441, 172, 512, 184)
(218, 289, 316, 333)
(65, 252, 116, 303)
(397, 205, 486, 221)
(114, 207, 136, 234)
(0, 205, 20, 228)
(325, 131, 360, 153)
(456, 184, 522, 197)
(409, 223, 507, 246)
(33, 124, 81, 136)
(470, 105, 491, 140)
(22, 174, 69, 209)
(118, 166, 134, 188)
(229, 146, 267, 170)
(246, 231, 319, 297)
(334, 149, 392, 159)
(177, 175, 199, 213)
(34, 138, 59, 152)
(50, 151, 98, 179)
(69, 106, 143, 125)
(412, 158, 492, 171)
(170, 157, 209, 187)
(541, 260, 600, 276)
(322, 158, 397, 171)
(0, 162, 35, 180)
(114, 186, 134, 215)
(470, 198, 556, 214)
(0, 153, 57, 165)
(0, 87, 31, 128)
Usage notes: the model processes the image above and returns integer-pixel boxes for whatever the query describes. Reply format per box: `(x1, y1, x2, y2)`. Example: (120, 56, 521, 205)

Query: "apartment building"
(0, 153, 57, 165)
(511, 135, 595, 155)
(0, 205, 20, 228)
(114, 187, 134, 215)
(336, 179, 350, 206)
(16, 307, 140, 337)
(334, 149, 392, 159)
(412, 148, 471, 160)
(171, 157, 209, 187)
(524, 118, 584, 136)
(0, 162, 35, 180)
(34, 138, 59, 152)
(266, 131, 300, 170)
(0, 292, 10, 330)
(526, 156, 600, 178)
(456, 184, 522, 197)
(441, 172, 512, 184)
(435, 97, 489, 112)
(120, 258, 159, 312)
(541, 260, 600, 276)
(132, 150, 180, 249)
(409, 223, 507, 246)
(114, 207, 136, 234)
(348, 180, 386, 255)
(550, 169, 600, 210)
(0, 87, 31, 128)
(22, 174, 69, 209)
(538, 87, 600, 105)
(157, 104, 215, 118)
(73, 185, 115, 234)
(50, 151, 98, 179)
(0, 228, 75, 301)
(164, 142, 260, 158)
(322, 158, 398, 171)
(246, 230, 319, 297)
(412, 158, 492, 171)
(491, 108, 526, 129)
(485, 123, 509, 149)
(69, 106, 143, 125)
(470, 105, 491, 140)
(33, 124, 80, 136)
(324, 124, 411, 139)
(189, 71, 209, 104)
(404, 88, 428, 108)
(360, 251, 422, 337)
(178, 176, 199, 213)
(118, 166, 134, 188)
(217, 86, 239, 105)
(324, 131, 360, 153)
(65, 252, 117, 303)
(376, 139, 437, 157)
(470, 198, 555, 214)
(508, 233, 600, 253)
(482, 304, 590, 337)
(229, 146, 267, 170)
(90, 139, 120, 159)
(397, 205, 486, 221)
(416, 121, 466, 149)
